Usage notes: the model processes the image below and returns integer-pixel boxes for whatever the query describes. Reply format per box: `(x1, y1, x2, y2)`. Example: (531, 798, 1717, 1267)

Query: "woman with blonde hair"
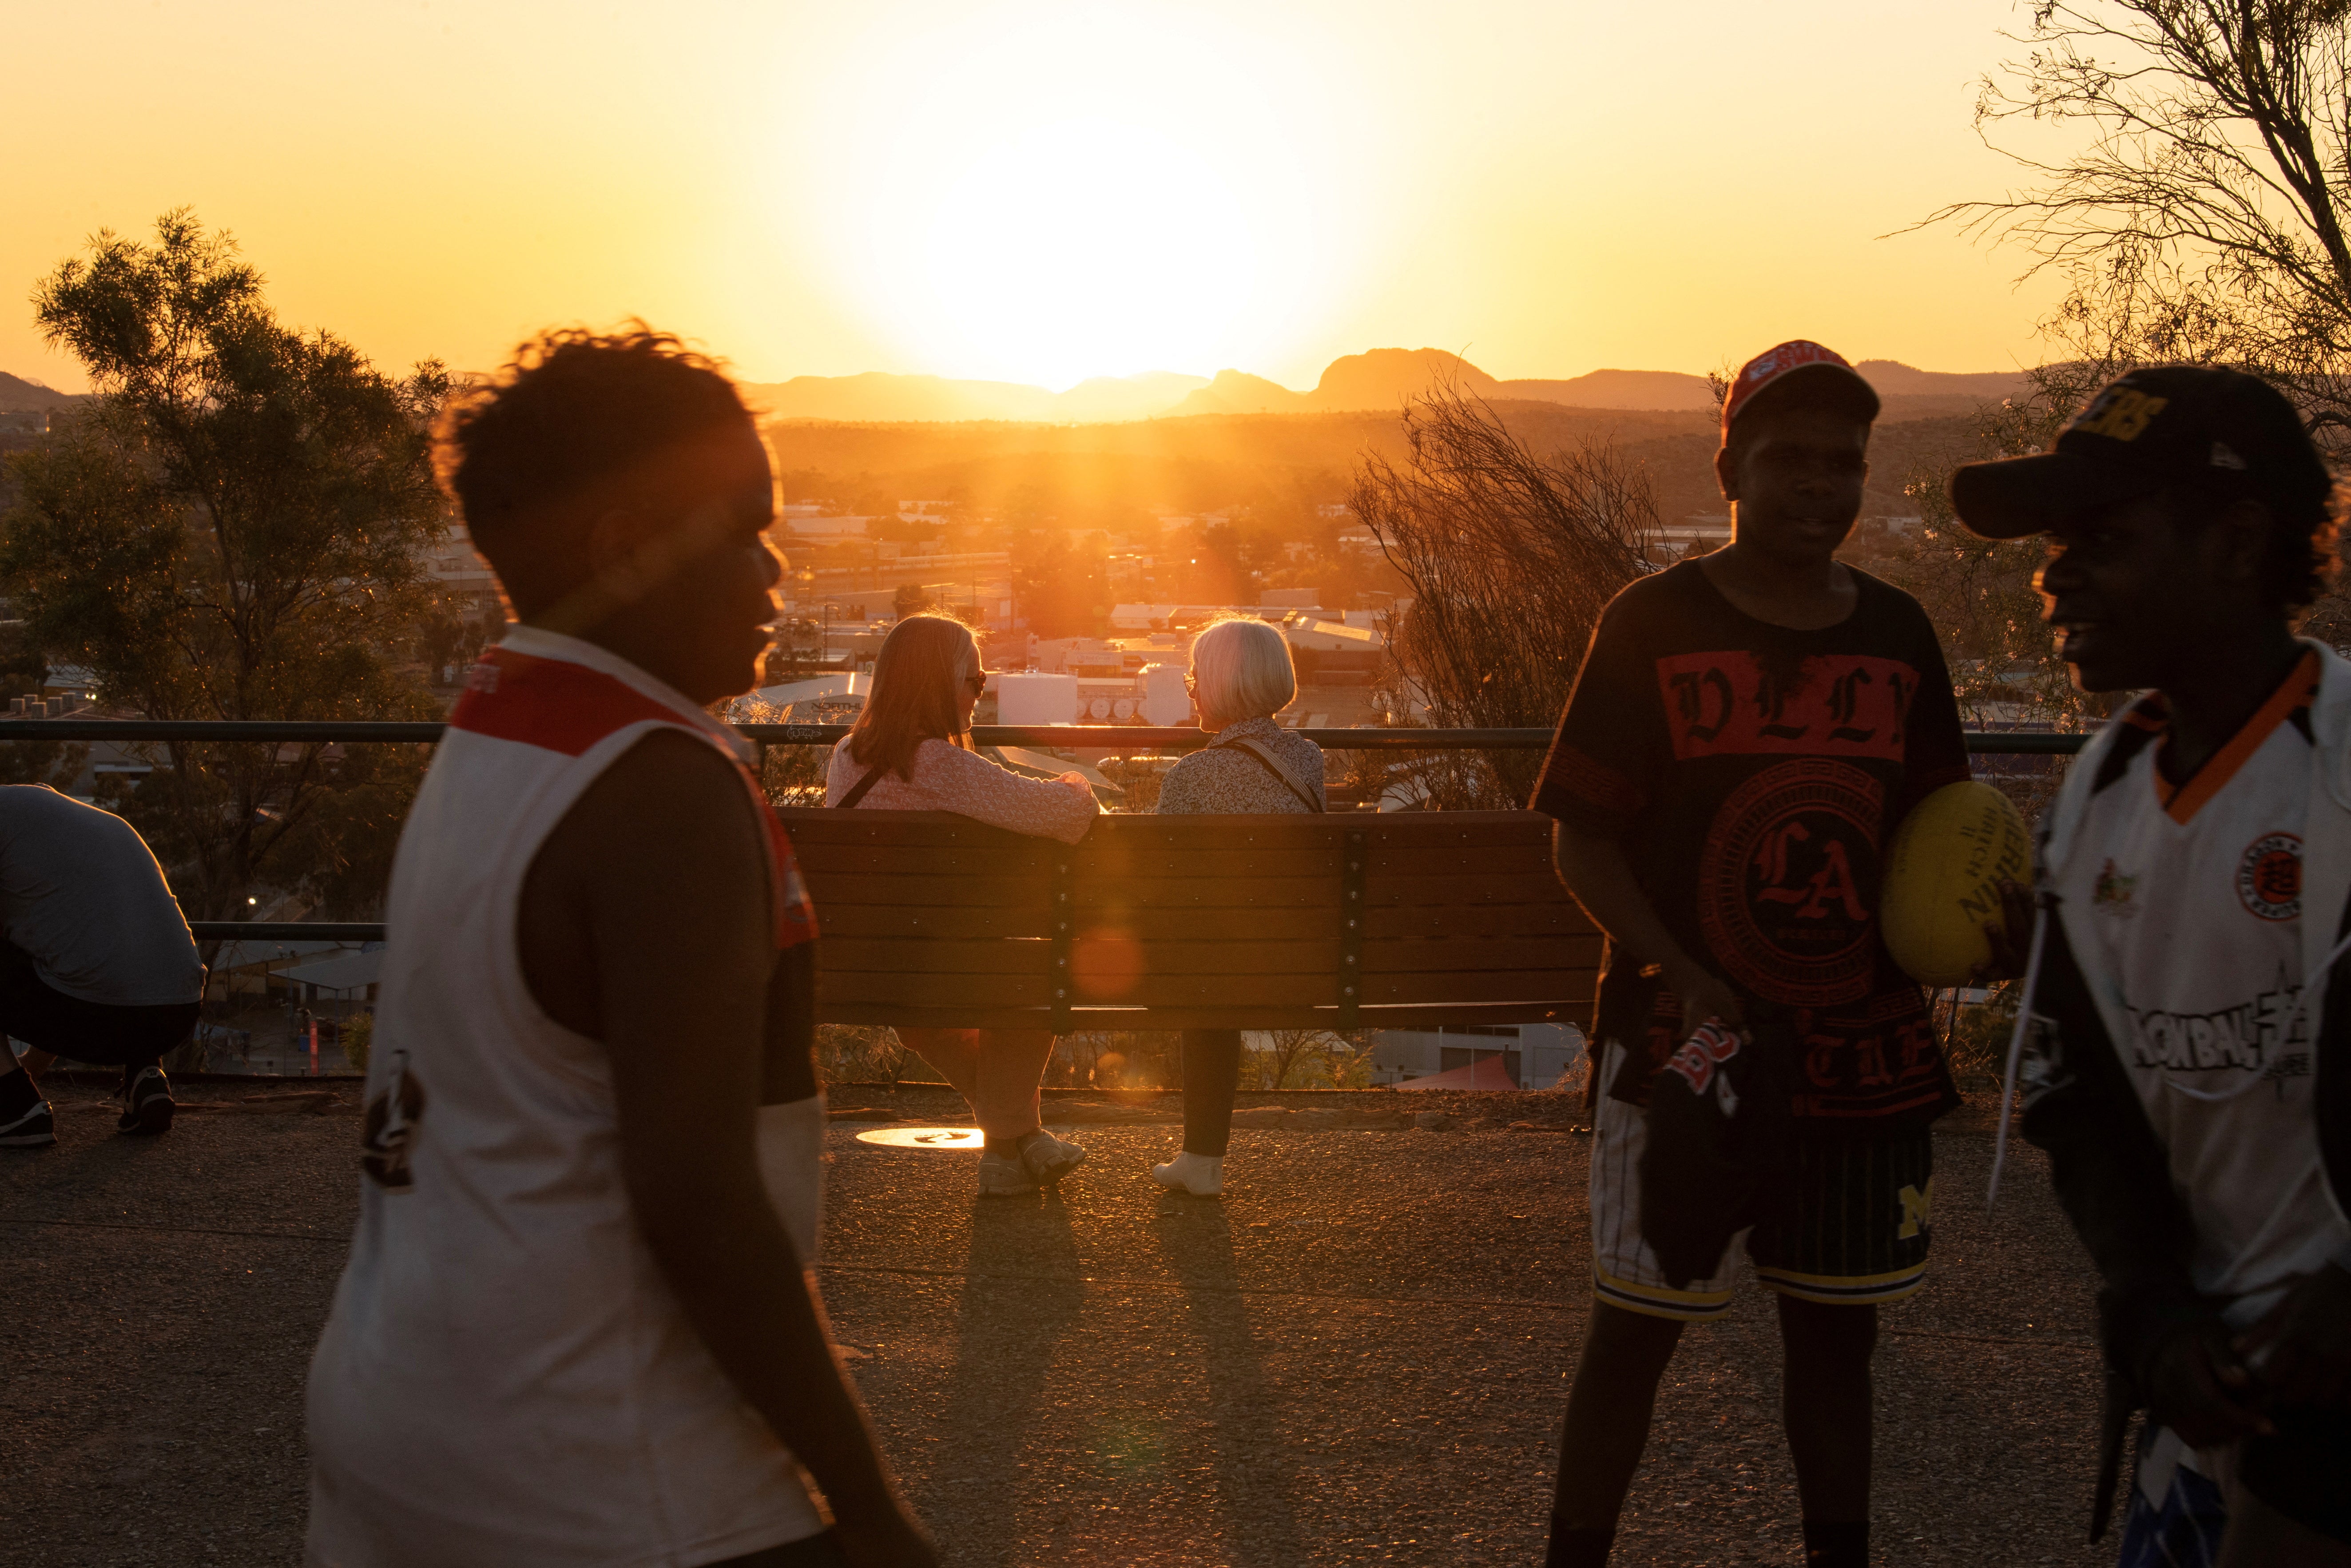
(829, 614, 1100, 1195)
(1150, 615, 1325, 1196)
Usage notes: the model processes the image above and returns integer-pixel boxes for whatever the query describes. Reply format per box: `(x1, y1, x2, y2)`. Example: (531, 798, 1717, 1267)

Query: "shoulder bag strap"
(835, 766, 885, 810)
(1211, 735, 1325, 813)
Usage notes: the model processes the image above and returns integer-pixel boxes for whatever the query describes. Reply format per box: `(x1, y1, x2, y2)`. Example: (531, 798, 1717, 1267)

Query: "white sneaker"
(978, 1148, 1037, 1197)
(1019, 1129, 1086, 1185)
(1151, 1151, 1224, 1196)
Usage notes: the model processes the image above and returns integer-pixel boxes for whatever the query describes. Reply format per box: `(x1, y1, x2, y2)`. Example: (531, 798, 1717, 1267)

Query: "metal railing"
(0, 718, 2093, 752)
(0, 716, 2087, 945)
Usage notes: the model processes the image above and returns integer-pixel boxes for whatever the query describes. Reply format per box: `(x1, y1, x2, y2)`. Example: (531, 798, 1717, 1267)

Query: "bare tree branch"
(1924, 1, 2351, 441)
(1351, 381, 1657, 810)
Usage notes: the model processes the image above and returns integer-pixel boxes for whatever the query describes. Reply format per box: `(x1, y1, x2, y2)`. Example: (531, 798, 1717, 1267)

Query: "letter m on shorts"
(1897, 1178, 1934, 1241)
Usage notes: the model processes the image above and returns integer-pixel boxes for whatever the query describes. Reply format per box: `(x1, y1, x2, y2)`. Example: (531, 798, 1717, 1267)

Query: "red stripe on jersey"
(455, 646, 821, 950)
(450, 648, 683, 757)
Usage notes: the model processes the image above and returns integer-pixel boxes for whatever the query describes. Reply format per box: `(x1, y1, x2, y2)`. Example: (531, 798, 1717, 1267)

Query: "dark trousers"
(0, 941, 196, 1073)
(1182, 1028, 1243, 1156)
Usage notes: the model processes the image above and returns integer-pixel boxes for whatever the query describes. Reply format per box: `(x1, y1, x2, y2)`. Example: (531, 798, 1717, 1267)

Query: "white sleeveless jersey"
(306, 627, 829, 1568)
(2059, 651, 2351, 1323)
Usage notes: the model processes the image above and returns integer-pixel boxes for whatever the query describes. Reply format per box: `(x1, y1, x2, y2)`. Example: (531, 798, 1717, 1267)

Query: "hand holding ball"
(1880, 781, 2032, 987)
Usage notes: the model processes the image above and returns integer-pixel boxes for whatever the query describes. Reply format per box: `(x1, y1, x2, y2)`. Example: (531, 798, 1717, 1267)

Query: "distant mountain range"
(5, 351, 2033, 425)
(0, 372, 82, 411)
(740, 348, 2032, 424)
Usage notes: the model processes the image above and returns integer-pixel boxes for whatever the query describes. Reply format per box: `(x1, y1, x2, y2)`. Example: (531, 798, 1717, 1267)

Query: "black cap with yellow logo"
(1950, 365, 2330, 540)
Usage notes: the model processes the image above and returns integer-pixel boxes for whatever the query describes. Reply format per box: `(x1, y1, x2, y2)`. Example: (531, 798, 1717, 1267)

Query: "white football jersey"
(305, 628, 829, 1568)
(2059, 651, 2351, 1323)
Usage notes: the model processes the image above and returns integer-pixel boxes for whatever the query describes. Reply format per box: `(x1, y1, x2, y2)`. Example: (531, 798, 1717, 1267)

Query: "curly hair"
(435, 325, 749, 538)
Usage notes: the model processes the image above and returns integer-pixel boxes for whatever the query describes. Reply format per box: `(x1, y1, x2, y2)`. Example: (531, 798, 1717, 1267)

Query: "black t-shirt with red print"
(1532, 560, 1971, 1133)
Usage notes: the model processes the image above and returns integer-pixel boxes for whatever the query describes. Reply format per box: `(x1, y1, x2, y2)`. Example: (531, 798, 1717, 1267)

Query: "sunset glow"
(5, 0, 2074, 392)
(793, 4, 1362, 389)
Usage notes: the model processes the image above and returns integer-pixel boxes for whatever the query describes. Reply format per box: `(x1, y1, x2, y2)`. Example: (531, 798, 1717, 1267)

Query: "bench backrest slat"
(777, 808, 1601, 1032)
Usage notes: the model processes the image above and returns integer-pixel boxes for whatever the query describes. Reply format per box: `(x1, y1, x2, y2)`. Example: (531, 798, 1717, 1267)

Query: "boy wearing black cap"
(1533, 341, 1971, 1568)
(1955, 367, 2351, 1566)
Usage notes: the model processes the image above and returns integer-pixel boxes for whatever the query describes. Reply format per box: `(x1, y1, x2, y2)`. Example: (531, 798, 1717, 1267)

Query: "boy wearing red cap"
(1532, 342, 1970, 1568)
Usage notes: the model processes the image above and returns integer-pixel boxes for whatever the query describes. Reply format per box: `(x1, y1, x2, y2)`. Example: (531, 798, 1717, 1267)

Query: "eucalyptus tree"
(1932, 1, 2351, 439)
(0, 210, 449, 918)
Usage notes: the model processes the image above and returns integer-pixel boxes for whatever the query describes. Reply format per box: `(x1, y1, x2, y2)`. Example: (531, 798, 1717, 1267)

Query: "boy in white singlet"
(304, 330, 934, 1568)
(1954, 367, 2351, 1567)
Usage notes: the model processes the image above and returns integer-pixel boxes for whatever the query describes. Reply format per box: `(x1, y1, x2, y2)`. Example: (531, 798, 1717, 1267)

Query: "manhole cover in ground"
(854, 1126, 984, 1150)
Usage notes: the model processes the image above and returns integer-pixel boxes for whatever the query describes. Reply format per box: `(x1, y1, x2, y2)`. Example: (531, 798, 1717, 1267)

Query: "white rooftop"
(279, 949, 387, 994)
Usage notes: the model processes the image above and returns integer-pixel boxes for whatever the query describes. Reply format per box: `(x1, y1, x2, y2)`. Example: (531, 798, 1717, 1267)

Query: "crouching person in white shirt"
(304, 328, 935, 1568)
(1954, 366, 2351, 1568)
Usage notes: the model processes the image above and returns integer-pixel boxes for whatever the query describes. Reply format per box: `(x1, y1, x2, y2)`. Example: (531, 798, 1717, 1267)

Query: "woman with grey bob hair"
(1151, 616, 1325, 1196)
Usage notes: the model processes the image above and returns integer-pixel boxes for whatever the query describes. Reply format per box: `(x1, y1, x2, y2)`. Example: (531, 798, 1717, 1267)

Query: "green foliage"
(1012, 532, 1109, 638)
(0, 740, 87, 789)
(267, 742, 436, 918)
(0, 211, 450, 918)
(892, 581, 932, 619)
(341, 1011, 373, 1074)
(1863, 373, 2118, 825)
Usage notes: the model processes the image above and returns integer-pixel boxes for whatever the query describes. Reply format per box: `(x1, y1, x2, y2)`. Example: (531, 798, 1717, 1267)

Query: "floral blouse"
(826, 737, 1099, 844)
(1154, 717, 1326, 815)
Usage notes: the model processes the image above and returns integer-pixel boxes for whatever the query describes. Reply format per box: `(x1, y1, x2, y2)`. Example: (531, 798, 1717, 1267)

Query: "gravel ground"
(1, 1084, 2116, 1566)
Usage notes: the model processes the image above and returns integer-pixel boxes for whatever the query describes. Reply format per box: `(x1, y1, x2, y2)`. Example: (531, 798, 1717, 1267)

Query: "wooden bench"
(778, 809, 1603, 1033)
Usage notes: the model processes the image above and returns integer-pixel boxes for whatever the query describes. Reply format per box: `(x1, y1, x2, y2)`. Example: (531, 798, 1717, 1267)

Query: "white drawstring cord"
(1987, 901, 2050, 1210)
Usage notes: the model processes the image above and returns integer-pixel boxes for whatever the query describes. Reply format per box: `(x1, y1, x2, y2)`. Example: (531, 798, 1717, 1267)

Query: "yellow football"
(1880, 780, 2032, 987)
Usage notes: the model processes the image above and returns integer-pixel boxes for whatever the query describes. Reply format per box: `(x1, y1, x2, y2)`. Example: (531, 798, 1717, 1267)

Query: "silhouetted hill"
(1175, 351, 1720, 416)
(1168, 369, 1310, 417)
(0, 373, 82, 411)
(1502, 368, 1715, 410)
(1052, 372, 1212, 422)
(1853, 359, 2030, 402)
(1305, 348, 1501, 409)
(738, 351, 2033, 424)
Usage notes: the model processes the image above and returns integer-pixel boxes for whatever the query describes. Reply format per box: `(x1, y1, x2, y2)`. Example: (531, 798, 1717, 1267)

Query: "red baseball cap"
(1720, 341, 1881, 444)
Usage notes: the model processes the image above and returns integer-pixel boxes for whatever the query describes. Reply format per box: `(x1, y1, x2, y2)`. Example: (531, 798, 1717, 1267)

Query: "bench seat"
(777, 808, 1603, 1032)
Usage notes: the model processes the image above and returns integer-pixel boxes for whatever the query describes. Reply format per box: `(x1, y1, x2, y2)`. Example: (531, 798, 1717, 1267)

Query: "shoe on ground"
(977, 1147, 1037, 1197)
(1018, 1129, 1085, 1185)
(0, 1098, 56, 1148)
(118, 1067, 174, 1136)
(1151, 1150, 1224, 1197)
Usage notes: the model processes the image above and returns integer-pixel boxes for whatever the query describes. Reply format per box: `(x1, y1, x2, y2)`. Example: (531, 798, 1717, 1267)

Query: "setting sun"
(789, 2, 1366, 389)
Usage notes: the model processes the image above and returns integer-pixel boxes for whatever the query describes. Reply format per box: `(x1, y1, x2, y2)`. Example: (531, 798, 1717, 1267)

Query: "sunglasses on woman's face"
(965, 671, 988, 695)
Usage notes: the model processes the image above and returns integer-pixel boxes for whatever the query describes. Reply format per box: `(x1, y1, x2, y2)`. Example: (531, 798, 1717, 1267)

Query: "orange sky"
(4, 1, 2079, 396)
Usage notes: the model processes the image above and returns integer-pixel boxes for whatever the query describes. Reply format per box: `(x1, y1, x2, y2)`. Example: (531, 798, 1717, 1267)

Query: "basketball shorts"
(1588, 1041, 1935, 1320)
